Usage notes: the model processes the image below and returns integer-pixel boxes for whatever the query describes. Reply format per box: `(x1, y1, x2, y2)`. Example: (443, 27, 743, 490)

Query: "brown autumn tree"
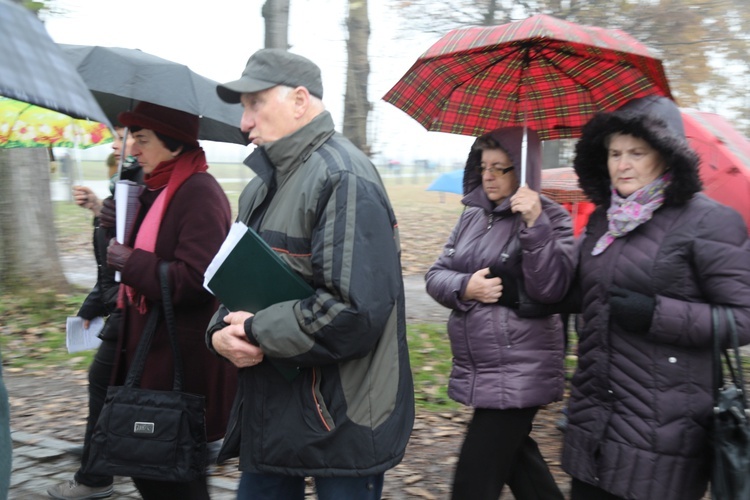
(262, 0, 290, 49)
(262, 0, 372, 154)
(0, 0, 69, 293)
(343, 0, 372, 155)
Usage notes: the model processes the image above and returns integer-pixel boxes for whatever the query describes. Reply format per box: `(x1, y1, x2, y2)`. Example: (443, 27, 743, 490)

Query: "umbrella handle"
(520, 126, 527, 188)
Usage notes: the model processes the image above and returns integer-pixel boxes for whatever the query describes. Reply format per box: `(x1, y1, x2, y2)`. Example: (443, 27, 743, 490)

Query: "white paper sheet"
(203, 221, 249, 295)
(114, 180, 144, 282)
(66, 316, 104, 353)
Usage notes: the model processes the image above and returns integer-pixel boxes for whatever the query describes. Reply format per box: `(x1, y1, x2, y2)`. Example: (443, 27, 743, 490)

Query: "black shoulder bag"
(86, 262, 207, 481)
(711, 306, 750, 499)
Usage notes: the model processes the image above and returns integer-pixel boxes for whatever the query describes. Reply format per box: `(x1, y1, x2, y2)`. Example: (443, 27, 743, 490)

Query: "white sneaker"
(47, 480, 113, 499)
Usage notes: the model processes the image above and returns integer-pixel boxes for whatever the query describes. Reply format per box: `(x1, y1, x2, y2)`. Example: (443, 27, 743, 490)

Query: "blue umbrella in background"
(426, 169, 464, 195)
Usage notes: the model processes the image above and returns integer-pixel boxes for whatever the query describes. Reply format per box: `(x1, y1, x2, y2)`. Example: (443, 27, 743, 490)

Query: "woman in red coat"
(106, 101, 237, 499)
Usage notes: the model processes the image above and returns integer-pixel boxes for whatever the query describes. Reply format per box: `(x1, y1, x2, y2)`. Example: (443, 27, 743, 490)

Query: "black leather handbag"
(711, 306, 750, 499)
(86, 262, 207, 482)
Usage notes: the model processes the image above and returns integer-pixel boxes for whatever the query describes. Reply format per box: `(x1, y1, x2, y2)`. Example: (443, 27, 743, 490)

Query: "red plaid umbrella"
(383, 14, 671, 142)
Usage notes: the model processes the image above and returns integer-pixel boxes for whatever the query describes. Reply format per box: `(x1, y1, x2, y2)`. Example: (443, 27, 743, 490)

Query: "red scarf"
(119, 148, 209, 313)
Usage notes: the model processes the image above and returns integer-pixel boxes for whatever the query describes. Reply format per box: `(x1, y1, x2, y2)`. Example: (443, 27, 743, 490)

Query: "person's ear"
(292, 86, 310, 118)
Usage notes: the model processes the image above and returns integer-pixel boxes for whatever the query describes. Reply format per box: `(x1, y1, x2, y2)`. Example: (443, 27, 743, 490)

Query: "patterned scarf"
(592, 172, 671, 256)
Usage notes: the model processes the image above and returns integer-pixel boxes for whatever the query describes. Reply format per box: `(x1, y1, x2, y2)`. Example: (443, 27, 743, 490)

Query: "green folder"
(205, 222, 314, 314)
(204, 222, 314, 382)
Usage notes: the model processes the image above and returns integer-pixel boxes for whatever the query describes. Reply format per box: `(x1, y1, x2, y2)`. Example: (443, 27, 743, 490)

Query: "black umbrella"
(0, 0, 109, 124)
(59, 44, 247, 145)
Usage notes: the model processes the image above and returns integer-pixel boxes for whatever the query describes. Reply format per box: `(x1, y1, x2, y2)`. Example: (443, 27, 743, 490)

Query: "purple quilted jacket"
(425, 127, 575, 409)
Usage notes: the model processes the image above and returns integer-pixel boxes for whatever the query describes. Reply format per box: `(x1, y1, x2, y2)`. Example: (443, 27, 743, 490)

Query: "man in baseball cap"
(216, 48, 323, 103)
(209, 50, 415, 499)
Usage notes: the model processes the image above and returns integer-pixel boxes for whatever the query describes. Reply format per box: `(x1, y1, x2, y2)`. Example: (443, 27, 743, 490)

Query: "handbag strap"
(123, 262, 185, 392)
(712, 306, 747, 407)
(158, 261, 186, 391)
(124, 305, 160, 388)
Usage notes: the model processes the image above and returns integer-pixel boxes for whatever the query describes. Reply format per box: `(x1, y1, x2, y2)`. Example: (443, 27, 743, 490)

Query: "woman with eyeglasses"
(426, 127, 575, 500)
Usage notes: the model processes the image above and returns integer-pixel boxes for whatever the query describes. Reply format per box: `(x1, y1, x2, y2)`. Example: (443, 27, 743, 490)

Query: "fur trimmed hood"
(573, 109, 702, 207)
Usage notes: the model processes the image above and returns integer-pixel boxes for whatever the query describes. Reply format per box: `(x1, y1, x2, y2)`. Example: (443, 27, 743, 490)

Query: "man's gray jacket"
(207, 111, 415, 477)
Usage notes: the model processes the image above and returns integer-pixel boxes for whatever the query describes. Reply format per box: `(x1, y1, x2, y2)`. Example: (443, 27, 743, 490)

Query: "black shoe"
(65, 445, 84, 456)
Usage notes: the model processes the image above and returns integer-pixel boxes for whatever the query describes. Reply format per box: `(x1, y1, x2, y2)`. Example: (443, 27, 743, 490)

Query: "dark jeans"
(133, 475, 209, 500)
(237, 471, 385, 500)
(451, 407, 564, 500)
(74, 336, 117, 487)
(570, 478, 626, 500)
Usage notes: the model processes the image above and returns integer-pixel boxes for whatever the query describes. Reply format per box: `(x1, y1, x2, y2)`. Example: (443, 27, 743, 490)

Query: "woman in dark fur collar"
(562, 100, 750, 500)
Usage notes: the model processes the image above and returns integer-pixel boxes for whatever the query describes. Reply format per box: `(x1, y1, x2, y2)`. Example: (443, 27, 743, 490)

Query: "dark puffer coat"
(425, 127, 575, 409)
(562, 110, 750, 499)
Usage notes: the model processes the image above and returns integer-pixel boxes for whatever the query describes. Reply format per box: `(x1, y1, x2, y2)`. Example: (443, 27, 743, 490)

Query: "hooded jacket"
(562, 110, 750, 499)
(207, 111, 414, 477)
(425, 127, 575, 409)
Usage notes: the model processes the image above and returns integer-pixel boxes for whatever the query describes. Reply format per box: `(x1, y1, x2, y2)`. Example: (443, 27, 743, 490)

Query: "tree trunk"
(262, 0, 290, 49)
(482, 0, 498, 26)
(0, 149, 69, 293)
(343, 0, 371, 155)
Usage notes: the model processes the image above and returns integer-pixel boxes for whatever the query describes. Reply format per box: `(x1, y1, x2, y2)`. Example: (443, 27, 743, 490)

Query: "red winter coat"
(114, 170, 236, 441)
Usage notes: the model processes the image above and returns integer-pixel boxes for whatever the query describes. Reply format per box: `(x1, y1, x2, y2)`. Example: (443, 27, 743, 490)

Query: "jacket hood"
(463, 127, 542, 202)
(573, 109, 701, 207)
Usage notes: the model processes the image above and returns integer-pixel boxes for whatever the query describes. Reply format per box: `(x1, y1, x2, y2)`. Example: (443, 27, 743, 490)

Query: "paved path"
(7, 247, 449, 499)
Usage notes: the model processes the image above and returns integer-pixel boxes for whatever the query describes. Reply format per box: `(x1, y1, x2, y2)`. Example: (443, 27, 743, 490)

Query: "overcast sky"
(44, 0, 474, 165)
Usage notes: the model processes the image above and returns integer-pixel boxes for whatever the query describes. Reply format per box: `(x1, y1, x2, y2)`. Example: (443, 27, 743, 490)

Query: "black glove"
(609, 286, 655, 334)
(99, 197, 116, 228)
(488, 266, 520, 308)
(107, 238, 133, 272)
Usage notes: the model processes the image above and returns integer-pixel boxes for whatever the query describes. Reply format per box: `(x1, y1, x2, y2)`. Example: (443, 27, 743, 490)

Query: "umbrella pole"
(520, 52, 530, 188)
(116, 127, 130, 182)
(74, 144, 84, 185)
(520, 126, 528, 188)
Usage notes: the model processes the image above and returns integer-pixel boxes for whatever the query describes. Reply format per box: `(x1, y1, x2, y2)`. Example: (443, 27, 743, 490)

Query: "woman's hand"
(510, 186, 542, 227)
(106, 239, 133, 271)
(72, 186, 103, 216)
(462, 267, 503, 303)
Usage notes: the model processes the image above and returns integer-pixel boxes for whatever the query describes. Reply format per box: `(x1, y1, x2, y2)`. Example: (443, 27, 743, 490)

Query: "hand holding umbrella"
(510, 186, 542, 227)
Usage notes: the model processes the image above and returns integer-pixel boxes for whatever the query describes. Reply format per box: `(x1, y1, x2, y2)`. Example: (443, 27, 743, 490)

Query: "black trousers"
(133, 475, 210, 500)
(74, 335, 118, 487)
(451, 407, 564, 500)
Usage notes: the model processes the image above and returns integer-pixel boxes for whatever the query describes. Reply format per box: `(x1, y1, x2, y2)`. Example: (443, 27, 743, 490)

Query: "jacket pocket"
(309, 367, 335, 432)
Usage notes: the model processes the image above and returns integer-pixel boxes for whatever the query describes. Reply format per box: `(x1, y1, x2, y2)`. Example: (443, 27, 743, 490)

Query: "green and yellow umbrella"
(0, 96, 112, 149)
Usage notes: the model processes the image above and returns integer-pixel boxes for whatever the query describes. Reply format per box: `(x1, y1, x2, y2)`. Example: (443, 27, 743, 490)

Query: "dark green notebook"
(205, 222, 314, 314)
(204, 223, 314, 382)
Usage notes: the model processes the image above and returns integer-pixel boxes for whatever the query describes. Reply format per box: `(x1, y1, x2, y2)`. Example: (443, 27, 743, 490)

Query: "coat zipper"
(311, 368, 332, 431)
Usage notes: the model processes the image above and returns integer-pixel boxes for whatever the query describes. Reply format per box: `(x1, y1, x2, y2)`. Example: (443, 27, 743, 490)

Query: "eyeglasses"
(477, 165, 514, 176)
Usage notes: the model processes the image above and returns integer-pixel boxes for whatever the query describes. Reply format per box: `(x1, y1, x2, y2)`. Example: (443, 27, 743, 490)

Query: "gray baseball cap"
(217, 48, 323, 103)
